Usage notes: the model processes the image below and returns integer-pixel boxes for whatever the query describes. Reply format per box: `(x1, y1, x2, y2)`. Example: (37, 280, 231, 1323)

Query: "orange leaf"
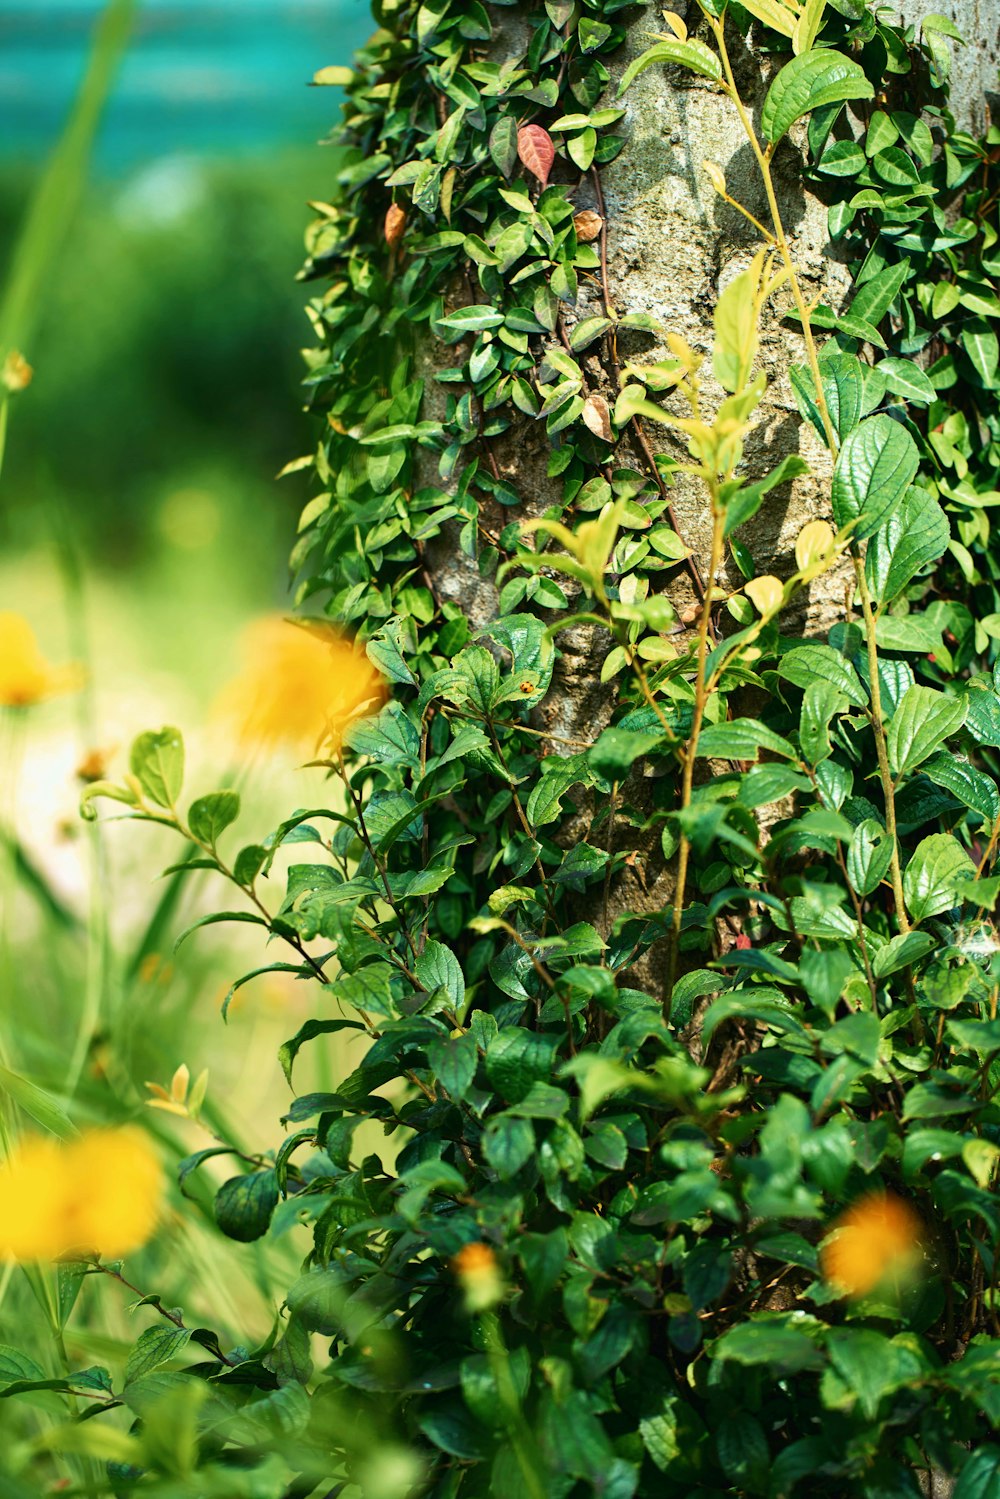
(384, 203, 407, 246)
(573, 209, 603, 242)
(517, 124, 555, 187)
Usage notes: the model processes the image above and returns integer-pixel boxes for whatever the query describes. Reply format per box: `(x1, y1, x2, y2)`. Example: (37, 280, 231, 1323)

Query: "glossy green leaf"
(865, 486, 949, 604)
(902, 833, 975, 922)
(887, 686, 967, 776)
(831, 415, 919, 539)
(214, 1170, 279, 1243)
(778, 644, 868, 708)
(187, 790, 239, 846)
(846, 818, 893, 896)
(761, 50, 873, 146)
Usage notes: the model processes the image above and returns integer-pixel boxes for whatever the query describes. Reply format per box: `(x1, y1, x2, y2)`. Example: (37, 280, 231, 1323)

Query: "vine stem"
(711, 11, 911, 934)
(853, 551, 910, 932)
(666, 500, 725, 1008)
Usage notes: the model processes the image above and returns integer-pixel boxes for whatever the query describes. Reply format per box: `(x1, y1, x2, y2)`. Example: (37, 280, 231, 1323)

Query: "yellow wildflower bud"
(452, 1241, 504, 1312)
(0, 1128, 163, 1262)
(0, 613, 83, 709)
(821, 1191, 923, 1298)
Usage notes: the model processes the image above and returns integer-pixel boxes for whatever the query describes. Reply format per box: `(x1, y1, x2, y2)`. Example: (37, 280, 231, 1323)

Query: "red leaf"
(517, 124, 555, 187)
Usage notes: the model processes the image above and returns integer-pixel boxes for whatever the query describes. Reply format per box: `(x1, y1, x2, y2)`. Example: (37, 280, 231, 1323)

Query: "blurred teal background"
(0, 0, 371, 569)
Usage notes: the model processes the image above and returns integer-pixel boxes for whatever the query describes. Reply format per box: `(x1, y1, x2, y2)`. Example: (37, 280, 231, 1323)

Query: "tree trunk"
(421, 0, 997, 998)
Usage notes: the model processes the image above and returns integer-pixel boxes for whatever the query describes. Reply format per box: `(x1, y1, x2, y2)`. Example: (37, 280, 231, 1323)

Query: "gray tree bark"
(423, 1, 998, 994)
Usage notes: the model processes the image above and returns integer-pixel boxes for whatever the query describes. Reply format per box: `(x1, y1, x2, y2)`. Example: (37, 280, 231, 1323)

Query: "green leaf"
(588, 727, 667, 778)
(366, 623, 417, 686)
(0, 1065, 75, 1139)
(278, 1016, 363, 1085)
(344, 701, 420, 765)
(713, 1316, 823, 1371)
(847, 258, 909, 328)
(877, 357, 936, 404)
(415, 939, 466, 1010)
(872, 931, 935, 977)
(831, 415, 919, 539)
(130, 727, 184, 808)
(125, 1326, 192, 1386)
(701, 991, 808, 1044)
(954, 1447, 1000, 1499)
(778, 644, 868, 708)
(187, 790, 239, 846)
(568, 316, 613, 352)
(846, 818, 893, 897)
(826, 1328, 910, 1418)
(214, 1170, 279, 1243)
(791, 353, 864, 443)
(903, 833, 974, 922)
(488, 115, 518, 177)
(483, 1114, 535, 1178)
(923, 754, 1000, 823)
(526, 756, 592, 826)
(798, 681, 848, 765)
(617, 39, 722, 94)
(865, 487, 949, 604)
(962, 320, 999, 386)
(695, 718, 797, 762)
(174, 909, 269, 953)
(428, 1031, 478, 1099)
(887, 686, 967, 776)
(436, 305, 505, 338)
(761, 50, 873, 146)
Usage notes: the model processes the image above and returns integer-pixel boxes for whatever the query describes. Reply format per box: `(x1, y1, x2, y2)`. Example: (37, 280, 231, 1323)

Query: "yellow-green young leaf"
(617, 38, 722, 95)
(792, 0, 827, 55)
(739, 0, 798, 37)
(714, 257, 764, 394)
(311, 65, 354, 86)
(761, 50, 873, 145)
(744, 574, 784, 615)
(962, 1138, 1000, 1188)
(614, 384, 670, 426)
(130, 726, 184, 809)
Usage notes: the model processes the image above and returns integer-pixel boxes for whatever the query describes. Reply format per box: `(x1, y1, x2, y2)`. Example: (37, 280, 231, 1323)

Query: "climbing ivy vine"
(32, 2, 1000, 1496)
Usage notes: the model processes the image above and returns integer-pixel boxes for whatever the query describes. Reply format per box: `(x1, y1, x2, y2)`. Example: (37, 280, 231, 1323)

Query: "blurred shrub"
(0, 151, 322, 565)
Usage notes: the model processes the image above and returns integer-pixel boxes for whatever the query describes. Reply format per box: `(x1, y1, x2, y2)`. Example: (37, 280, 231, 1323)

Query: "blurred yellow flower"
(0, 1127, 164, 1262)
(821, 1191, 923, 1298)
(217, 616, 386, 757)
(452, 1241, 504, 1311)
(0, 612, 83, 709)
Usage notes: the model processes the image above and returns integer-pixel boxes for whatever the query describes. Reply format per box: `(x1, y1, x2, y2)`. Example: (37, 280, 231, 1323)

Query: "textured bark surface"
(421, 2, 996, 989)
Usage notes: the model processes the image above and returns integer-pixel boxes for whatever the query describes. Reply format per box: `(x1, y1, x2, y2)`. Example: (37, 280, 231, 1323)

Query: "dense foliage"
(18, 1, 1000, 1495)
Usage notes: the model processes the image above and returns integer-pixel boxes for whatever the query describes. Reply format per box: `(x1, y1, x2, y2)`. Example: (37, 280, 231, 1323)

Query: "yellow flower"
(0, 1127, 164, 1262)
(0, 613, 82, 709)
(451, 1241, 504, 1311)
(820, 1191, 923, 1298)
(217, 616, 387, 757)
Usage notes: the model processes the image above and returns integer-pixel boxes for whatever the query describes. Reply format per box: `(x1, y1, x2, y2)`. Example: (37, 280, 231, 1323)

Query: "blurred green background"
(0, 0, 375, 1446)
